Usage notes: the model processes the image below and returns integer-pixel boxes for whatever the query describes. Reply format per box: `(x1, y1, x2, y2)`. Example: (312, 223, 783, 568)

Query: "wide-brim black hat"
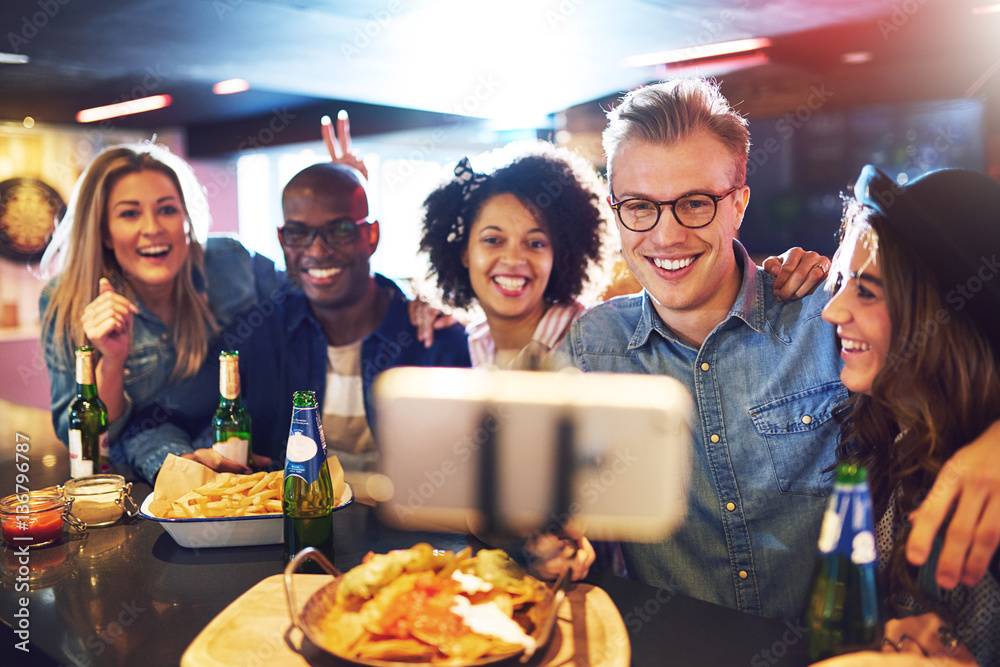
(853, 164, 1000, 355)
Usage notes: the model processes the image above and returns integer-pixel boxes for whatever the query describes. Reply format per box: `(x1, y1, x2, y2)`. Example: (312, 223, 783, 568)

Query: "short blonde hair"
(603, 78, 750, 191)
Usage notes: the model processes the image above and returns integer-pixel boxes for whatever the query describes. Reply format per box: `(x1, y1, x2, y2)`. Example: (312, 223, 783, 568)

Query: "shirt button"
(123, 368, 131, 376)
(700, 362, 710, 371)
(739, 570, 748, 580)
(726, 502, 736, 511)
(801, 415, 813, 425)
(710, 434, 720, 443)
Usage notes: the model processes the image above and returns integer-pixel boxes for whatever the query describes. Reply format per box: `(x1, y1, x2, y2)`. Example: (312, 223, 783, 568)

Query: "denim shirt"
(560, 241, 846, 622)
(40, 236, 283, 466)
(119, 273, 472, 482)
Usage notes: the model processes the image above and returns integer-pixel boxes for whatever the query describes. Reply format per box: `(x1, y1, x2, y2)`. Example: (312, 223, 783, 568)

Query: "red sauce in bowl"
(0, 491, 67, 548)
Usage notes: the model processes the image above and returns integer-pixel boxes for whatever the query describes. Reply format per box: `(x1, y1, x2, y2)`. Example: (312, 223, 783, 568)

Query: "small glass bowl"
(61, 474, 136, 527)
(0, 490, 79, 548)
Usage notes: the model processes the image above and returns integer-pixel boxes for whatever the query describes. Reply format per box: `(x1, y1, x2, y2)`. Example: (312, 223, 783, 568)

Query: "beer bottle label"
(213, 437, 249, 465)
(68, 429, 94, 478)
(285, 405, 326, 485)
(817, 482, 876, 564)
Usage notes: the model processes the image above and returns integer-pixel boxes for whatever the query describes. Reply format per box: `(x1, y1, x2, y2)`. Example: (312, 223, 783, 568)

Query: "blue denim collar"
(282, 272, 407, 341)
(631, 240, 767, 349)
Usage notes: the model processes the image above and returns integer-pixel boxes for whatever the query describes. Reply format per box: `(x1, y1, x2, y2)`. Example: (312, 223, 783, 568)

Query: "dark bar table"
(1, 435, 808, 667)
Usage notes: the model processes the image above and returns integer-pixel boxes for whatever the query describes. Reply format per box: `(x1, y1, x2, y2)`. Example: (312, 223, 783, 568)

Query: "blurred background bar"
(1, 0, 998, 419)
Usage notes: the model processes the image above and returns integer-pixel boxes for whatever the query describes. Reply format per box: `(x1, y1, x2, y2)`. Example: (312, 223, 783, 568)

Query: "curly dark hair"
(420, 141, 612, 310)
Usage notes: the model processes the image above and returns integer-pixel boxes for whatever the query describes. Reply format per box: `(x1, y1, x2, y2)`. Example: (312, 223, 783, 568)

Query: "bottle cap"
(835, 461, 867, 484)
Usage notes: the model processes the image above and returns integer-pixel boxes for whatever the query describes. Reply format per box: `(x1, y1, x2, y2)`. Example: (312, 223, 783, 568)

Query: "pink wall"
(191, 158, 240, 234)
(0, 336, 52, 410)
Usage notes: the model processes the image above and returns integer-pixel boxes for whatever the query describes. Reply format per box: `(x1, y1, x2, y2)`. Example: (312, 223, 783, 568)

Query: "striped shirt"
(322, 340, 375, 471)
(466, 300, 586, 369)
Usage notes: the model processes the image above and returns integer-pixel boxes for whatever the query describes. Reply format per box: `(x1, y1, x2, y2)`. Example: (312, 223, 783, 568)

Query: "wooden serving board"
(182, 574, 630, 667)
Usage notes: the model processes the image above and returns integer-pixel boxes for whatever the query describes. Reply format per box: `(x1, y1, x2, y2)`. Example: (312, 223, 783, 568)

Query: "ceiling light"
(972, 4, 1000, 14)
(0, 52, 30, 64)
(622, 37, 772, 68)
(655, 52, 769, 78)
(841, 51, 873, 65)
(213, 79, 249, 95)
(76, 95, 172, 123)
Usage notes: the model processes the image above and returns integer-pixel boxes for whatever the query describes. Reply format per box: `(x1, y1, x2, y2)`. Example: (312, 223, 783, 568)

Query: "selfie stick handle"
(477, 407, 501, 536)
(476, 407, 576, 537)
(552, 413, 574, 533)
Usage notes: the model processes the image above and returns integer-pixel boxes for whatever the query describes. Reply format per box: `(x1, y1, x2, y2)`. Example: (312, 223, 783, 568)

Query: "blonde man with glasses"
(560, 78, 1000, 625)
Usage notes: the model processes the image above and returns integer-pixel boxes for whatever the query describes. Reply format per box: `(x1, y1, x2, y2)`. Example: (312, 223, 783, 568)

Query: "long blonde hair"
(40, 143, 219, 380)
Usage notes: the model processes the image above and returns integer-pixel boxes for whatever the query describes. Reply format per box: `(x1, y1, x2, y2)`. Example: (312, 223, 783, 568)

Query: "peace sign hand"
(322, 110, 368, 179)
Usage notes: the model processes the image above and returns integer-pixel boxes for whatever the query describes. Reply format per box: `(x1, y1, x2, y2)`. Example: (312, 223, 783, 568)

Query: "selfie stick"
(476, 406, 575, 537)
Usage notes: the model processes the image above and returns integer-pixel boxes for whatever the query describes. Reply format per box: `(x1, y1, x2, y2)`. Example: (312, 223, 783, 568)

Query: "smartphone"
(372, 367, 692, 542)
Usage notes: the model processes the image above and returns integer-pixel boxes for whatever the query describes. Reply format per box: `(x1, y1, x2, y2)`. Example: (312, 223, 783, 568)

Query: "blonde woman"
(40, 143, 281, 476)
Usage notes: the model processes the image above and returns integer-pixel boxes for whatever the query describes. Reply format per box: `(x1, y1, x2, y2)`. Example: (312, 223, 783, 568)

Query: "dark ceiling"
(2, 0, 999, 156)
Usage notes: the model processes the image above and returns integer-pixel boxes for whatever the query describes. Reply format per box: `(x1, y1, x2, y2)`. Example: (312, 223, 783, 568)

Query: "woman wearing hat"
(816, 166, 1000, 665)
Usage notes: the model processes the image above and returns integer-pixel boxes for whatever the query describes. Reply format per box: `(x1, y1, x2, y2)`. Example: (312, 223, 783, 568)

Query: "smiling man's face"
(280, 177, 376, 312)
(610, 130, 747, 326)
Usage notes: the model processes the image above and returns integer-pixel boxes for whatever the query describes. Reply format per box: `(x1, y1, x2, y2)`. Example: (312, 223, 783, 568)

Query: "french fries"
(162, 470, 283, 519)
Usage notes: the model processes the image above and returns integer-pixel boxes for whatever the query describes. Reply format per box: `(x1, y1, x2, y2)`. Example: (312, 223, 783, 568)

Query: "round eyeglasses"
(278, 217, 368, 248)
(610, 187, 739, 231)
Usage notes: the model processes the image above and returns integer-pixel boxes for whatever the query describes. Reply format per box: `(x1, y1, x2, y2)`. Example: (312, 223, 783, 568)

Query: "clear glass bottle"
(282, 390, 335, 570)
(805, 461, 883, 660)
(68, 346, 109, 478)
(211, 351, 252, 466)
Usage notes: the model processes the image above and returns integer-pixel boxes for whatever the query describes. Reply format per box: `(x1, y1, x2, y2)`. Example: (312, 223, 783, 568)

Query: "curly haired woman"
(419, 140, 613, 368)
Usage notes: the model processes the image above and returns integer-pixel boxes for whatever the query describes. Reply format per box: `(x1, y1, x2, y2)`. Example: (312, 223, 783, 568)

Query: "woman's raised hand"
(762, 247, 831, 301)
(81, 278, 137, 367)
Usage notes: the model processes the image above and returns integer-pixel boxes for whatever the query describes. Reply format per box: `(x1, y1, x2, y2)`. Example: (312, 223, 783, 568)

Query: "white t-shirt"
(322, 341, 375, 471)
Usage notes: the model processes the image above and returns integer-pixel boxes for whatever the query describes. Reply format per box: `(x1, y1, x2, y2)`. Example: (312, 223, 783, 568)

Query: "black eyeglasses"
(610, 187, 739, 231)
(278, 217, 368, 248)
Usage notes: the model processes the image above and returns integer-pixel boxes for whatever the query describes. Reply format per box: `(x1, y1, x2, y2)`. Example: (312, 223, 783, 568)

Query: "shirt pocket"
(749, 381, 848, 497)
(123, 346, 162, 405)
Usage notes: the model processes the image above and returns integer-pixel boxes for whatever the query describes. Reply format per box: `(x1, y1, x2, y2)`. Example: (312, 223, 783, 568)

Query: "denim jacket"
(560, 241, 846, 622)
(119, 273, 472, 482)
(40, 236, 282, 466)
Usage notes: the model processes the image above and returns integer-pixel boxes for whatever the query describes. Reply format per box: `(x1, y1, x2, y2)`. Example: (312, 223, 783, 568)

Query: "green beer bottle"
(211, 351, 252, 466)
(68, 346, 110, 478)
(282, 390, 335, 570)
(805, 461, 883, 660)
